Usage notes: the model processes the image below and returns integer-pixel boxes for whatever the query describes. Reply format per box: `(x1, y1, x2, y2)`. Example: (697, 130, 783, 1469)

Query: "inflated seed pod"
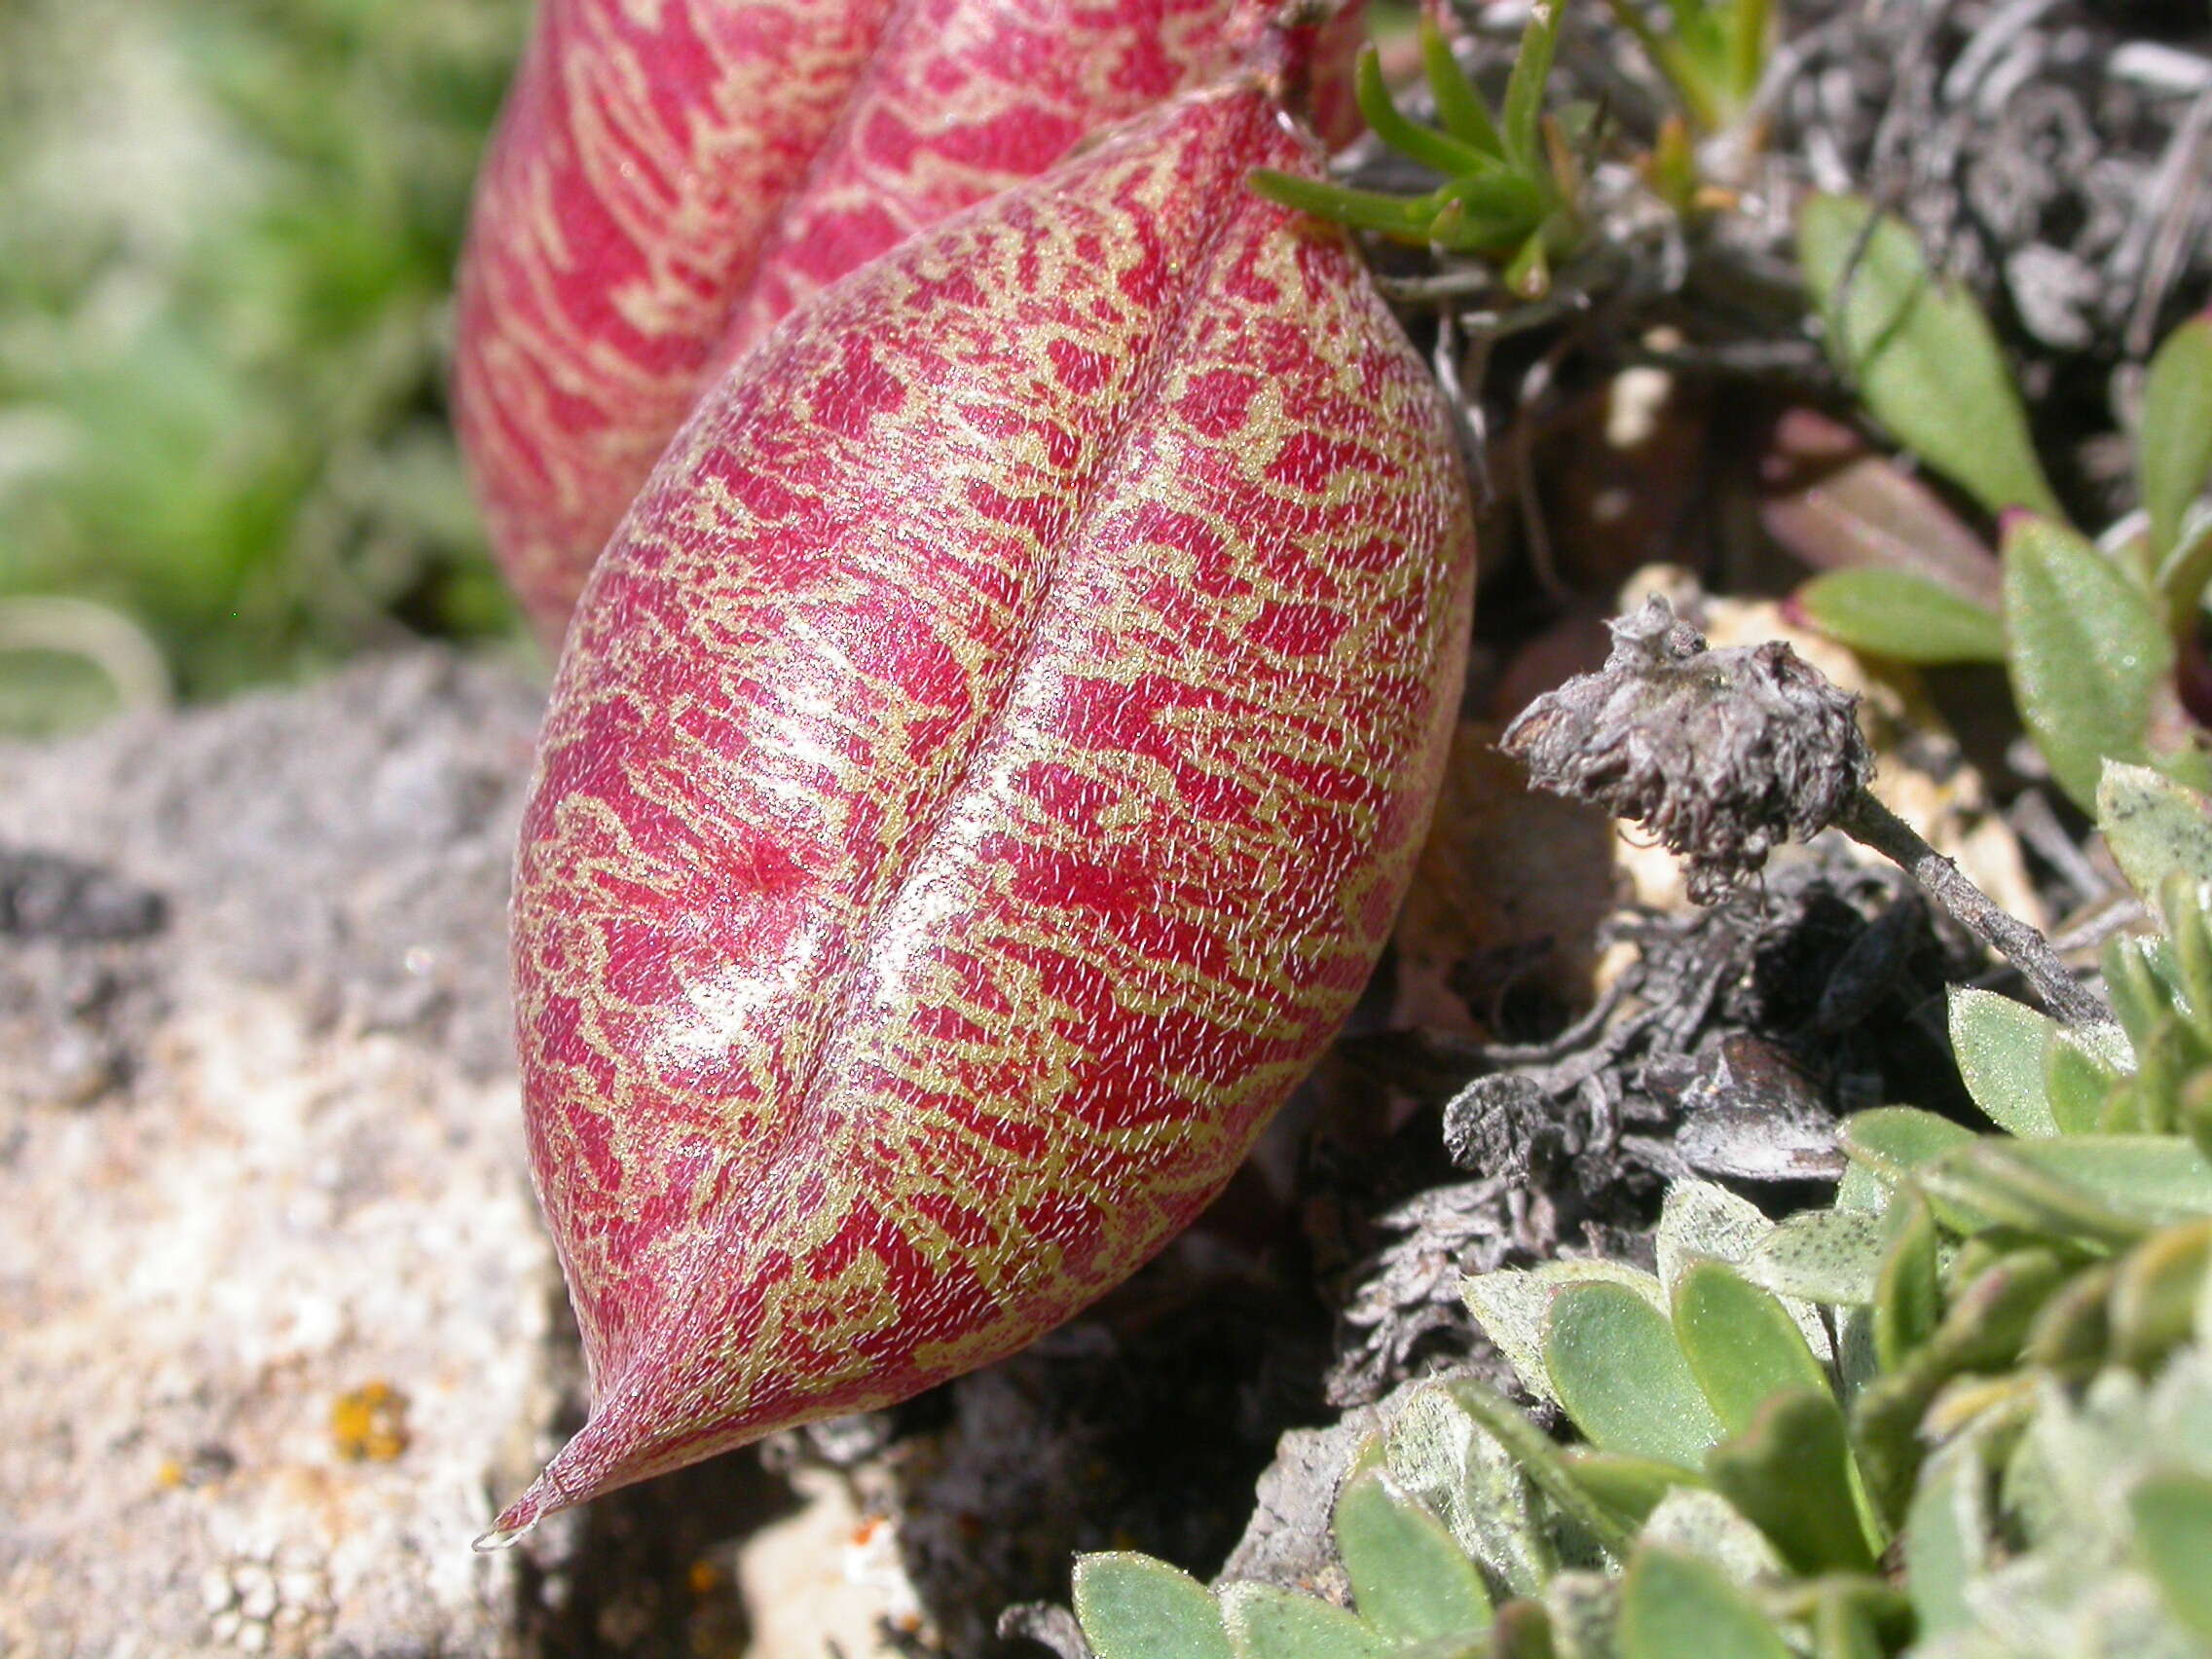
(486, 69, 1473, 1542)
(454, 0, 1346, 641)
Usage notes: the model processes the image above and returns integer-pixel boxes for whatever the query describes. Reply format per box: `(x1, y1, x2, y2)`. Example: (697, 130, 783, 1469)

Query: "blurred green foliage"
(0, 0, 532, 733)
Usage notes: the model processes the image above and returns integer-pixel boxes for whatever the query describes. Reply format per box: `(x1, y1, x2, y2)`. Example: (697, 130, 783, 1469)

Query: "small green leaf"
(1383, 1385, 1556, 1598)
(1796, 568, 2006, 663)
(2131, 1471, 2212, 1640)
(1797, 194, 2059, 520)
(1741, 1207, 1887, 1305)
(1616, 1548, 1792, 1659)
(2157, 514, 2212, 629)
(1561, 1451, 1695, 1528)
(1490, 1600, 1558, 1659)
(1840, 1107, 1977, 1188)
(1076, 1555, 1234, 1659)
(1872, 1192, 1942, 1372)
(1334, 1470, 1493, 1643)
(1901, 1439, 1987, 1639)
(1705, 1388, 1879, 1574)
(1354, 47, 1496, 179)
(1248, 171, 1442, 240)
(1948, 987, 2063, 1135)
(1440, 1380, 1638, 1561)
(1500, 0, 1563, 174)
(2140, 314, 2212, 563)
(1949, 1136, 2212, 1228)
(2104, 935, 2180, 1056)
(1544, 1283, 1727, 1469)
(2004, 513, 2172, 812)
(2044, 1027, 2123, 1136)
(1221, 1583, 1391, 1659)
(2100, 760, 2212, 901)
(2109, 1218, 2212, 1369)
(1419, 17, 1506, 158)
(1916, 1141, 2152, 1246)
(1671, 1261, 1831, 1434)
(1810, 1584, 1888, 1659)
(1461, 1261, 1667, 1405)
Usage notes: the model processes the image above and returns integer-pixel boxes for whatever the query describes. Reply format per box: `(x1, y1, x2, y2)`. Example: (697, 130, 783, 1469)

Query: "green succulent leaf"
(1671, 1260, 1831, 1434)
(1936, 1136, 2212, 1233)
(1810, 1585, 1888, 1659)
(1840, 1107, 1977, 1189)
(2004, 513, 2173, 813)
(2140, 313, 2212, 565)
(2045, 1026, 2126, 1136)
(2110, 1219, 2212, 1370)
(2131, 1470, 2212, 1640)
(1561, 1450, 1696, 1528)
(1221, 1583, 1390, 1659)
(1419, 18, 1506, 158)
(1704, 1388, 1880, 1574)
(1462, 1261, 1667, 1406)
(1872, 1191, 1943, 1373)
(1797, 193, 2060, 520)
(1353, 47, 1495, 179)
(1500, 0, 1563, 175)
(1075, 1555, 1234, 1659)
(1901, 1438, 1989, 1640)
(2100, 760, 2212, 904)
(1740, 1207, 1887, 1305)
(1383, 1385, 1559, 1598)
(1544, 1282, 1727, 1469)
(1489, 1600, 1559, 1659)
(1334, 1470, 1493, 1643)
(1948, 986, 2063, 1136)
(1795, 568, 2007, 664)
(1616, 1547, 1792, 1659)
(1441, 1380, 1639, 1561)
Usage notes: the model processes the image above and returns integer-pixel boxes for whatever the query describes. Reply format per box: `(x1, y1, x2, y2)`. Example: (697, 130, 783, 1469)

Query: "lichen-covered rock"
(0, 655, 562, 1658)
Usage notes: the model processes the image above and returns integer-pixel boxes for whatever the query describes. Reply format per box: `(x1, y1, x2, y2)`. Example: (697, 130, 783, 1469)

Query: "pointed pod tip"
(472, 1521, 532, 1554)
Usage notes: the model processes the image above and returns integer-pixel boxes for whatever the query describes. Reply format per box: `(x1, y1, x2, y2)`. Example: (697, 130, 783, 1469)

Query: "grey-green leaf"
(1798, 193, 2059, 520)
(2004, 513, 2172, 812)
(1796, 568, 2007, 664)
(1741, 1207, 1887, 1305)
(1076, 1555, 1235, 1659)
(1901, 1439, 1988, 1639)
(1544, 1282, 1726, 1469)
(1840, 1107, 1977, 1187)
(2140, 313, 2212, 562)
(1221, 1583, 1392, 1659)
(2130, 1470, 2212, 1640)
(1949, 986, 2062, 1135)
(1704, 1388, 1879, 1574)
(1616, 1547, 1792, 1659)
(2099, 760, 2212, 902)
(1334, 1470, 1493, 1643)
(1670, 1260, 1831, 1435)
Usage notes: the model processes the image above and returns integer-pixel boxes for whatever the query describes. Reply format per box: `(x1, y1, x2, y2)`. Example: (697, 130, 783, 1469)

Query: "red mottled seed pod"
(453, 0, 1360, 641)
(486, 71, 1473, 1542)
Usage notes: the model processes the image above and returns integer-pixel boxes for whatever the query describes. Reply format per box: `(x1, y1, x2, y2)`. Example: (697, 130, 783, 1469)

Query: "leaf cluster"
(1068, 760, 2212, 1659)
(1790, 198, 2212, 813)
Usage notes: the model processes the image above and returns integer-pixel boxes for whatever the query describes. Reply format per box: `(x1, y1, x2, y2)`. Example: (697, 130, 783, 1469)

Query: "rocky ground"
(0, 652, 1339, 1658)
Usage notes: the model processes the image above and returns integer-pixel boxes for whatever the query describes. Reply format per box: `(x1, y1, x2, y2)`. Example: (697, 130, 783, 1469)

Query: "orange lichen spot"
(686, 1559, 719, 1598)
(329, 1382, 411, 1462)
(155, 1457, 186, 1491)
(851, 1514, 887, 1546)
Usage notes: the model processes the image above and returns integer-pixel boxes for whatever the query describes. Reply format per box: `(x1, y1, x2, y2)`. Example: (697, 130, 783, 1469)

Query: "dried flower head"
(1502, 597, 1871, 902)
